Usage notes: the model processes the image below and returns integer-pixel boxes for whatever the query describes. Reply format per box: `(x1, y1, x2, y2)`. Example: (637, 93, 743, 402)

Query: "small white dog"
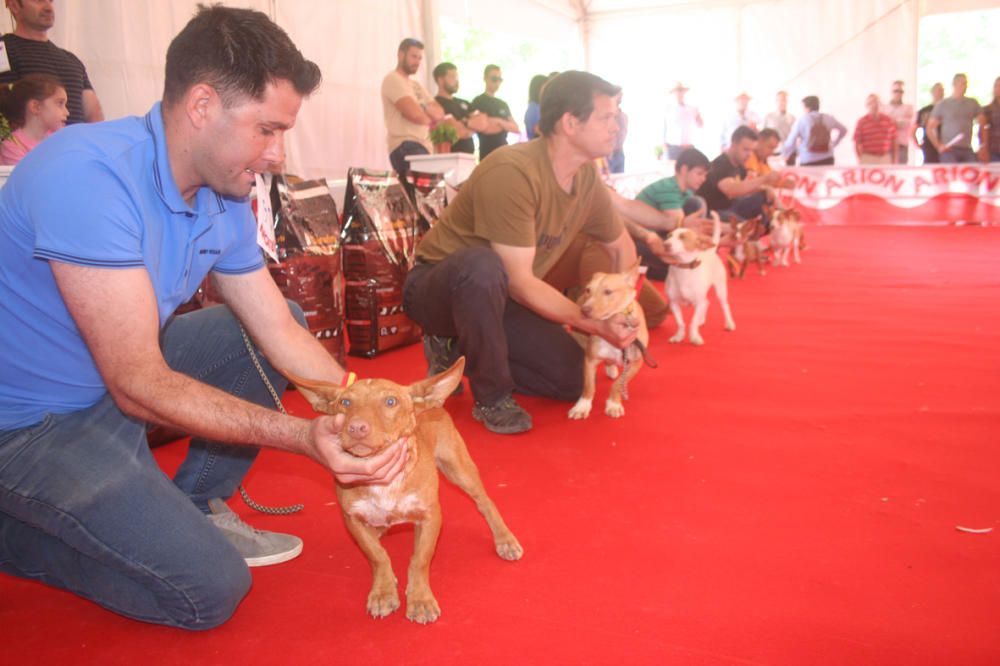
(770, 208, 804, 267)
(663, 212, 735, 345)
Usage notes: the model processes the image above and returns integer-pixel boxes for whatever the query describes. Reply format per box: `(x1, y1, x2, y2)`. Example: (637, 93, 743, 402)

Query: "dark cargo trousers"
(403, 247, 584, 406)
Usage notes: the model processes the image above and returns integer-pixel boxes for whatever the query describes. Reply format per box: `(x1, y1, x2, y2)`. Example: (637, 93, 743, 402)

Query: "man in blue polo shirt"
(0, 6, 405, 630)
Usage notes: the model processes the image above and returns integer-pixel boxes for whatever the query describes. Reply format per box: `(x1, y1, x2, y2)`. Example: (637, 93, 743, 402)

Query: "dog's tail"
(710, 211, 721, 248)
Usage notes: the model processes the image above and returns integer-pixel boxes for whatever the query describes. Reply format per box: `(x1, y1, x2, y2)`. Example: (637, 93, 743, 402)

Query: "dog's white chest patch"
(594, 337, 624, 363)
(349, 487, 425, 528)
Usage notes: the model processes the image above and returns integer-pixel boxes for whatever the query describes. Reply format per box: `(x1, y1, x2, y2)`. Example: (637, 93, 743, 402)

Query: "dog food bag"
(341, 168, 424, 357)
(264, 175, 346, 364)
(406, 170, 447, 227)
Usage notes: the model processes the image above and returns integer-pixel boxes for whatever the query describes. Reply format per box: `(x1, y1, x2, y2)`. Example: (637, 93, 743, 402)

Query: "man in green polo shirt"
(632, 148, 710, 279)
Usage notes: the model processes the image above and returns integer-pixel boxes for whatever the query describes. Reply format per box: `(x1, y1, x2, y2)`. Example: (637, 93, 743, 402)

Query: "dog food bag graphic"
(341, 168, 424, 357)
(406, 170, 447, 227)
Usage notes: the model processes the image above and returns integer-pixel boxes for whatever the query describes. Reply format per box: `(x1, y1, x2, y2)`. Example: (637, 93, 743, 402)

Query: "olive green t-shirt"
(415, 138, 624, 278)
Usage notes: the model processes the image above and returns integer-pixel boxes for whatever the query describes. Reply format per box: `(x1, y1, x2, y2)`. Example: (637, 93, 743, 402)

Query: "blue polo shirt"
(0, 102, 264, 430)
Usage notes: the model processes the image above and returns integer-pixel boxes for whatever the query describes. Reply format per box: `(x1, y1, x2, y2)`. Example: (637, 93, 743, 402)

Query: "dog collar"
(673, 259, 701, 270)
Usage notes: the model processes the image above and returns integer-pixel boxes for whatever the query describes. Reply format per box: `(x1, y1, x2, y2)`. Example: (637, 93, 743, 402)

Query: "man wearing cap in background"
(720, 92, 759, 152)
(663, 82, 703, 160)
(883, 80, 913, 164)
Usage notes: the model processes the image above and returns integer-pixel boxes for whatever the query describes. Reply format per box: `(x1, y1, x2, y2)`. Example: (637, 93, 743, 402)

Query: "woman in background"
(524, 74, 548, 140)
(0, 74, 69, 166)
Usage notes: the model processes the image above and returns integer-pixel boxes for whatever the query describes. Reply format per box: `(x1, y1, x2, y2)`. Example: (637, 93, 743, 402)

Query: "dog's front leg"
(436, 436, 524, 561)
(689, 298, 709, 345)
(568, 354, 601, 419)
(342, 513, 399, 619)
(606, 358, 642, 417)
(406, 508, 443, 624)
(668, 301, 686, 343)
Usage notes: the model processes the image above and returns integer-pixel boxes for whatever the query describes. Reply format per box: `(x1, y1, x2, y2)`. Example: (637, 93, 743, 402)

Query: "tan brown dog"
(569, 260, 649, 419)
(287, 358, 523, 624)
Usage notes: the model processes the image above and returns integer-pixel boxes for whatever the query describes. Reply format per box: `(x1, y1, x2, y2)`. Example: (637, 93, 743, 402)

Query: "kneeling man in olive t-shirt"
(403, 71, 638, 435)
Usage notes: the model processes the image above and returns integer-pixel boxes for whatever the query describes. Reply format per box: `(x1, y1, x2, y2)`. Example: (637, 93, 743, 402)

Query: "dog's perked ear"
(282, 370, 343, 414)
(409, 357, 466, 412)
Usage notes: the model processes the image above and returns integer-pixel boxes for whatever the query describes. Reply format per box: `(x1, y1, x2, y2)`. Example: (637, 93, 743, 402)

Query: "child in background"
(0, 74, 69, 166)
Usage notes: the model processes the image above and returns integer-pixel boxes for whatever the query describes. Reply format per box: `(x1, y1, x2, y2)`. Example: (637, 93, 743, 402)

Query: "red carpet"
(3, 226, 1000, 665)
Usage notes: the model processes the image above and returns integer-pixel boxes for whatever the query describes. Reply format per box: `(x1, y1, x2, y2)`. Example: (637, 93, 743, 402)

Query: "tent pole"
(422, 0, 441, 94)
(571, 0, 590, 71)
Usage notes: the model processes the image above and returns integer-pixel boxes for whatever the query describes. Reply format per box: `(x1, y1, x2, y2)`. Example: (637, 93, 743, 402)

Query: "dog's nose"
(347, 419, 370, 439)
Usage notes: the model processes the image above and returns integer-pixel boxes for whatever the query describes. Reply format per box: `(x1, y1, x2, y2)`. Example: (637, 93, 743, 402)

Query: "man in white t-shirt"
(663, 82, 703, 160)
(764, 90, 796, 164)
(882, 80, 914, 164)
(720, 92, 760, 151)
(380, 37, 444, 178)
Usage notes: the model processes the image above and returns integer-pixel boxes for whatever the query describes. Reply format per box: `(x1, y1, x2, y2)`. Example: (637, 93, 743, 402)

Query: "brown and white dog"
(770, 208, 804, 266)
(569, 260, 649, 419)
(663, 212, 735, 345)
(726, 216, 768, 278)
(288, 358, 523, 624)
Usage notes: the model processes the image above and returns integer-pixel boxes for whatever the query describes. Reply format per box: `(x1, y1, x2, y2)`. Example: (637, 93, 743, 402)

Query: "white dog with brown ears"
(770, 207, 804, 266)
(663, 211, 735, 345)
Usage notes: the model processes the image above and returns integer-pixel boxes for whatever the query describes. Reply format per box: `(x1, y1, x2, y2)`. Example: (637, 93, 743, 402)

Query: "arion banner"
(782, 164, 1000, 225)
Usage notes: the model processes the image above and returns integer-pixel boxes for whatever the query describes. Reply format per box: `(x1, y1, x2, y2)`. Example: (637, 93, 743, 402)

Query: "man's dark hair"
(398, 38, 424, 53)
(433, 62, 456, 83)
(164, 4, 321, 107)
(528, 74, 547, 104)
(538, 70, 621, 137)
(484, 64, 500, 78)
(674, 148, 710, 174)
(731, 125, 759, 145)
(802, 95, 820, 112)
(758, 128, 780, 142)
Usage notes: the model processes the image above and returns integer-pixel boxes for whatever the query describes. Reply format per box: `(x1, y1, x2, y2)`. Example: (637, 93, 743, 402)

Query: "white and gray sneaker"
(206, 498, 303, 567)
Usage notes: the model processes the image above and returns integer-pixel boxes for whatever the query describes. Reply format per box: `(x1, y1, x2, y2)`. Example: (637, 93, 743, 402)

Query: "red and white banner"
(781, 164, 1000, 225)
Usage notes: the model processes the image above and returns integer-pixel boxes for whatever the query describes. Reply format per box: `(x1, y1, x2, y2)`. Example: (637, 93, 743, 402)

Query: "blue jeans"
(608, 150, 625, 174)
(389, 140, 429, 178)
(0, 303, 303, 629)
(717, 191, 770, 230)
(940, 147, 975, 163)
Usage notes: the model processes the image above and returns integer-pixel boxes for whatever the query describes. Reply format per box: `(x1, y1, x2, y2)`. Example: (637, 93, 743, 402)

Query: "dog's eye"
(603, 288, 613, 296)
(340, 398, 351, 407)
(385, 396, 397, 407)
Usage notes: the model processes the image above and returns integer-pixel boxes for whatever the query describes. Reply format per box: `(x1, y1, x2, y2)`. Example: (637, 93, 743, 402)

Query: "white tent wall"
(586, 0, 920, 171)
(274, 0, 424, 180)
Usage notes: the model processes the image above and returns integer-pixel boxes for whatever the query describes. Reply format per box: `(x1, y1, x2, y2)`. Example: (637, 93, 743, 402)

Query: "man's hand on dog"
(682, 214, 720, 238)
(309, 414, 407, 485)
(593, 312, 639, 349)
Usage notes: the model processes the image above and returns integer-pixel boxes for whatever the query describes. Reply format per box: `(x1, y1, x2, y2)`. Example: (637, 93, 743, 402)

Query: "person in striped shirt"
(853, 94, 896, 165)
(0, 0, 103, 124)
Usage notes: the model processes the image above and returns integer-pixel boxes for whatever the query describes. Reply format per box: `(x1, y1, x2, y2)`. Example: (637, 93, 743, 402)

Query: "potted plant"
(429, 123, 459, 154)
